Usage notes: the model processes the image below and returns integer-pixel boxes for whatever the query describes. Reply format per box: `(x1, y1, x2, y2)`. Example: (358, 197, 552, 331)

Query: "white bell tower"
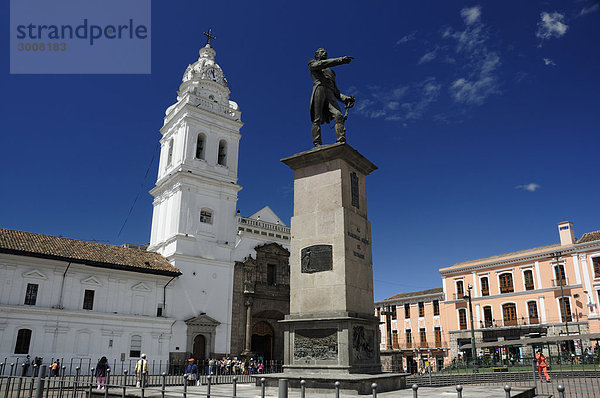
(148, 40, 243, 357)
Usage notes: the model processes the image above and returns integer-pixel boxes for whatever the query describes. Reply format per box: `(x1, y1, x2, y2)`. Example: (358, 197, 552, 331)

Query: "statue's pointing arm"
(309, 56, 353, 70)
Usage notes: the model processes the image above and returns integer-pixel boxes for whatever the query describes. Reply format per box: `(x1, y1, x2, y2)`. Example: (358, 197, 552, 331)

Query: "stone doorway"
(251, 321, 273, 360)
(193, 334, 206, 360)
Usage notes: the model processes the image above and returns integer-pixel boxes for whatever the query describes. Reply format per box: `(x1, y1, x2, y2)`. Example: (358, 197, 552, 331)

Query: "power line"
(116, 143, 160, 240)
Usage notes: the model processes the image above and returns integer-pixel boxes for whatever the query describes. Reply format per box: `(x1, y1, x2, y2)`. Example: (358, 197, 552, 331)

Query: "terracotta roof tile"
(0, 228, 180, 276)
(578, 231, 600, 244)
(380, 287, 443, 302)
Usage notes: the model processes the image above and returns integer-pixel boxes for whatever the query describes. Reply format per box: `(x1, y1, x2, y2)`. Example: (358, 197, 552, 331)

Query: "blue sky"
(2, 0, 599, 301)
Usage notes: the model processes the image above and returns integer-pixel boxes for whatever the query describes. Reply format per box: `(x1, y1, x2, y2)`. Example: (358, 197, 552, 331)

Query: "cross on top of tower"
(203, 28, 216, 46)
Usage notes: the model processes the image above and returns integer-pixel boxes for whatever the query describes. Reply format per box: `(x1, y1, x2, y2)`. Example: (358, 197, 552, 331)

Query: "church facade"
(0, 43, 290, 368)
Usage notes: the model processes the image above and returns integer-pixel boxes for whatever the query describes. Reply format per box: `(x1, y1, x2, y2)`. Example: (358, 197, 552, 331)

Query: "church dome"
(181, 44, 227, 86)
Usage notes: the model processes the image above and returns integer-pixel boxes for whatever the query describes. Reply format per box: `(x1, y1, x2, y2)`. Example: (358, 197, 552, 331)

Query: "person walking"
(135, 354, 148, 388)
(185, 358, 198, 386)
(22, 355, 31, 376)
(535, 349, 551, 383)
(51, 360, 60, 377)
(95, 357, 110, 389)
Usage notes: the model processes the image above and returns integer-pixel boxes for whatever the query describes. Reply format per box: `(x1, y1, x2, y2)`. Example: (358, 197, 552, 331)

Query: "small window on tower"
(200, 209, 213, 224)
(166, 139, 174, 167)
(218, 140, 227, 166)
(196, 134, 206, 160)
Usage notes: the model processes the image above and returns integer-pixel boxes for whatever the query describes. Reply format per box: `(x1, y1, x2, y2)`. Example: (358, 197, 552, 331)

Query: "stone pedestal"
(280, 143, 380, 374)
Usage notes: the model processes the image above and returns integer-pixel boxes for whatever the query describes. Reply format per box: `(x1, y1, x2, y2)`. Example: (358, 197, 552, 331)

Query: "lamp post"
(553, 252, 570, 335)
(464, 284, 478, 373)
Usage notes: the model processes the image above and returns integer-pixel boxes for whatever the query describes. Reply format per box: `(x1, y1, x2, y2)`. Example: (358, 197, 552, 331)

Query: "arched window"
(483, 306, 493, 327)
(195, 134, 206, 159)
(458, 308, 467, 330)
(130, 335, 142, 358)
(200, 208, 213, 224)
(14, 329, 32, 354)
(527, 301, 539, 324)
(558, 297, 572, 322)
(217, 140, 227, 166)
(480, 277, 489, 296)
(166, 139, 174, 167)
(499, 273, 514, 293)
(524, 270, 535, 291)
(456, 280, 464, 299)
(502, 303, 517, 326)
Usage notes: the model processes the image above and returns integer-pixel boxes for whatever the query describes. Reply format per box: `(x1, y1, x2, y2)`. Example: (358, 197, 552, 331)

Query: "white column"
(579, 254, 597, 315)
(539, 296, 547, 323)
(475, 303, 481, 327)
(472, 272, 479, 298)
(572, 254, 582, 284)
(534, 261, 542, 290)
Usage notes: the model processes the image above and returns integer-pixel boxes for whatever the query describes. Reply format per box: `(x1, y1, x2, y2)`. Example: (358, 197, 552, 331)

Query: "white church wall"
(0, 253, 176, 369)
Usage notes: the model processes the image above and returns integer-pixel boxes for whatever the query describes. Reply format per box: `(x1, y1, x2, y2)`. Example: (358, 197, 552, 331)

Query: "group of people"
(206, 357, 266, 375)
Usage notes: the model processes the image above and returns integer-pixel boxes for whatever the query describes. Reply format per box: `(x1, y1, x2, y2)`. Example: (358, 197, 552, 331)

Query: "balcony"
(418, 341, 429, 348)
(552, 278, 568, 287)
(453, 293, 465, 300)
(525, 283, 535, 291)
(478, 317, 543, 329)
(481, 289, 489, 296)
(503, 318, 518, 326)
(499, 285, 514, 294)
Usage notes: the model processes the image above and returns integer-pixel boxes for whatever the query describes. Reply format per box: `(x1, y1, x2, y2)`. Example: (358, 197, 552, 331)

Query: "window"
(558, 297, 572, 322)
(458, 308, 467, 330)
(195, 134, 205, 159)
(456, 281, 464, 299)
(593, 257, 600, 279)
(524, 270, 535, 291)
(392, 330, 399, 349)
(200, 209, 213, 224)
(24, 283, 38, 305)
(433, 300, 440, 316)
(499, 273, 514, 293)
(480, 277, 489, 296)
(418, 302, 425, 317)
(404, 303, 410, 318)
(554, 264, 567, 286)
(166, 139, 174, 167)
(82, 290, 95, 310)
(14, 329, 32, 354)
(483, 306, 493, 327)
(217, 140, 227, 166)
(434, 327, 442, 347)
(405, 329, 412, 346)
(267, 264, 276, 285)
(390, 305, 397, 320)
(419, 328, 427, 346)
(527, 301, 539, 324)
(156, 305, 163, 317)
(502, 303, 517, 326)
(130, 335, 142, 358)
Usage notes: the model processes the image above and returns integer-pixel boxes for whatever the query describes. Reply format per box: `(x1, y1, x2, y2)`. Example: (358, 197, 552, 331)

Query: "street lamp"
(463, 284, 478, 373)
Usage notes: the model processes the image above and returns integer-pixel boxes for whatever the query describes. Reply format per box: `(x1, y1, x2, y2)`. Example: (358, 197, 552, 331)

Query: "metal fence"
(0, 367, 590, 398)
(0, 359, 283, 378)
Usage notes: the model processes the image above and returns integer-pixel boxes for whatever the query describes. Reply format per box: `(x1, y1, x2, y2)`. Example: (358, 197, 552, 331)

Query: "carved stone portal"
(293, 328, 338, 360)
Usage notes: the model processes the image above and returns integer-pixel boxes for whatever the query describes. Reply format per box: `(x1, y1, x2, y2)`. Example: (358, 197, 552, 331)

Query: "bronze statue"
(308, 48, 355, 146)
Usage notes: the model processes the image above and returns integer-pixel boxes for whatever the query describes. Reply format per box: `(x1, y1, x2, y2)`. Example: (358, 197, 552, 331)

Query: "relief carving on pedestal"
(293, 328, 338, 361)
(301, 245, 333, 273)
(353, 325, 375, 360)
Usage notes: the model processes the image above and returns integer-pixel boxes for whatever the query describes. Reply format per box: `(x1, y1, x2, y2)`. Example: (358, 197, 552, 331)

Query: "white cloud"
(536, 12, 568, 41)
(543, 58, 556, 66)
(461, 6, 482, 25)
(396, 32, 416, 45)
(353, 78, 440, 122)
(418, 49, 437, 64)
(516, 183, 541, 192)
(580, 4, 599, 16)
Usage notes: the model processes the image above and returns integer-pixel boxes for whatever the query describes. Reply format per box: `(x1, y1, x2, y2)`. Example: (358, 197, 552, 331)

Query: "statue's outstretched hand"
(344, 95, 356, 108)
(342, 56, 354, 64)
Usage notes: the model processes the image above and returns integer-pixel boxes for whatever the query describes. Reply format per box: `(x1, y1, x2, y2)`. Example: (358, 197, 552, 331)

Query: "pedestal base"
(282, 313, 381, 375)
(254, 372, 408, 395)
